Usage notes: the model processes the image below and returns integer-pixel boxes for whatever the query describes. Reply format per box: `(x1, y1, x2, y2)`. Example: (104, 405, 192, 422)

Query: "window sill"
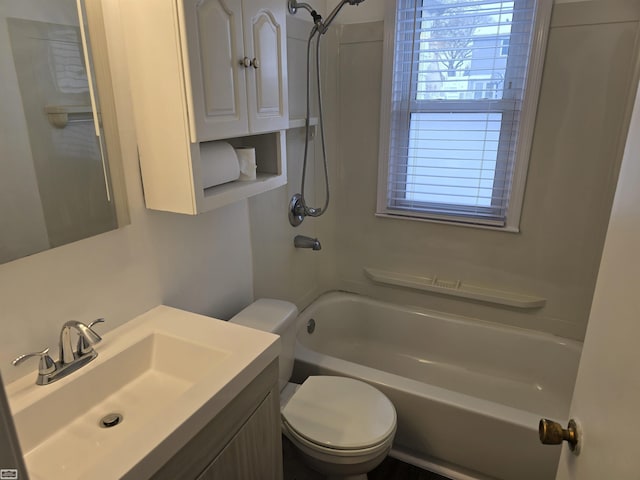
(375, 212, 521, 233)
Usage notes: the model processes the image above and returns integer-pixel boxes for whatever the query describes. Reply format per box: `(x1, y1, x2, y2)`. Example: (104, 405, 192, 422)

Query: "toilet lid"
(281, 376, 396, 450)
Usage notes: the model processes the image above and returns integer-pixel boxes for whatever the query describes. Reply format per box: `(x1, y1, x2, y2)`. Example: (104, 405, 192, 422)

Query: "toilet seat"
(281, 376, 397, 452)
(282, 418, 394, 458)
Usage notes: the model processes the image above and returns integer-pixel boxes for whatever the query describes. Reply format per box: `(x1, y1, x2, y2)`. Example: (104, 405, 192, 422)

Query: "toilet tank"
(229, 299, 298, 391)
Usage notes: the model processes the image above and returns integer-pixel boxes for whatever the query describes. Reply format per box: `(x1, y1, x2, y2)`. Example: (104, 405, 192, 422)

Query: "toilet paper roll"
(200, 141, 240, 189)
(235, 147, 257, 181)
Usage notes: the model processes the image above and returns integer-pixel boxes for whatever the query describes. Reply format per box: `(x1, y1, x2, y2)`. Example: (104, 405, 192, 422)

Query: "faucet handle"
(77, 318, 105, 355)
(88, 318, 105, 329)
(12, 348, 56, 375)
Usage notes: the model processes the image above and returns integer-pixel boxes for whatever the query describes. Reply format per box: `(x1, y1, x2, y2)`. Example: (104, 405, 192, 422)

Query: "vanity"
(5, 307, 282, 480)
(150, 360, 281, 480)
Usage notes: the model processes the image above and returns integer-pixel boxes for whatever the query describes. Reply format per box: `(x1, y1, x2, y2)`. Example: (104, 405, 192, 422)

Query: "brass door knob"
(539, 418, 579, 452)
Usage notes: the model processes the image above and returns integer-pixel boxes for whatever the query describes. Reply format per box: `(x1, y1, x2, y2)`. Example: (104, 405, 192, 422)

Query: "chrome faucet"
(12, 319, 104, 385)
(294, 235, 322, 251)
(59, 320, 103, 364)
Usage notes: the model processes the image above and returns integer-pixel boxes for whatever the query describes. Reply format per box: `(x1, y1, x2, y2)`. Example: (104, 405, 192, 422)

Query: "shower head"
(321, 0, 366, 32)
(288, 0, 366, 34)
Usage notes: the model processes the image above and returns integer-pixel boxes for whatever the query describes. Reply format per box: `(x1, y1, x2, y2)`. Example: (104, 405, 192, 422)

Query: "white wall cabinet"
(182, 0, 289, 142)
(121, 0, 288, 215)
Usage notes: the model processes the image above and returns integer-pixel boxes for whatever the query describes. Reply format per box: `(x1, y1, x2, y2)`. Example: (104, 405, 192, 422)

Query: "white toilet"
(230, 299, 397, 480)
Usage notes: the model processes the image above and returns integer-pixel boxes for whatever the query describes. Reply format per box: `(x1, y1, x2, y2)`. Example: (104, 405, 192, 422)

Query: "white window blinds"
(380, 0, 547, 227)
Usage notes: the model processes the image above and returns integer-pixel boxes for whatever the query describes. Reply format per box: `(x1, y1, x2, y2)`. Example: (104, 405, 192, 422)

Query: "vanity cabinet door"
(149, 361, 282, 480)
(197, 391, 281, 480)
(242, 0, 289, 134)
(182, 0, 250, 141)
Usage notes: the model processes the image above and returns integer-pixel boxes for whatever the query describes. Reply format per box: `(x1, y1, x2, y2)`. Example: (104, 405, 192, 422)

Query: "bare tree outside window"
(417, 0, 512, 100)
(428, 0, 486, 82)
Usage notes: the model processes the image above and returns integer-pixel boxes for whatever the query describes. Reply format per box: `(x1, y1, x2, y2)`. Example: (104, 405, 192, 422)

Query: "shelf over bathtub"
(364, 268, 546, 309)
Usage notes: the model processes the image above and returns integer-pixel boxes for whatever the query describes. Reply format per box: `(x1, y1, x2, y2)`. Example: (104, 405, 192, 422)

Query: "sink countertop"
(5, 305, 280, 480)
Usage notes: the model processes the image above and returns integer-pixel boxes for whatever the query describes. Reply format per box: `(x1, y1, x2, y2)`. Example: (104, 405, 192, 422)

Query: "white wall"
(330, 1, 639, 340)
(0, 0, 254, 385)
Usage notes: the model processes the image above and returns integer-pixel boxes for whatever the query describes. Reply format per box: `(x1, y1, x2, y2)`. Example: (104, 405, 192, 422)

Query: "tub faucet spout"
(294, 235, 321, 251)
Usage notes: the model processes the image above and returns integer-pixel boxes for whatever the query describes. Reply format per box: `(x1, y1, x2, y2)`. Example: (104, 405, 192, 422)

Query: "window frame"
(376, 0, 553, 231)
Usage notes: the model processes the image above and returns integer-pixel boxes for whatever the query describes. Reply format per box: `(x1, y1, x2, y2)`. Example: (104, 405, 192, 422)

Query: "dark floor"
(369, 457, 450, 480)
(282, 436, 450, 480)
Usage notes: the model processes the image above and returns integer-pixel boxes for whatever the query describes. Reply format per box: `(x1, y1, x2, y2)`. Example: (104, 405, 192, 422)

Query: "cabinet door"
(181, 0, 250, 141)
(196, 392, 282, 480)
(242, 0, 289, 133)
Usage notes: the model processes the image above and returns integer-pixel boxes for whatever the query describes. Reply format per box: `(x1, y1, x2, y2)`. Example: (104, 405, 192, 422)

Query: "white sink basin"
(6, 306, 279, 480)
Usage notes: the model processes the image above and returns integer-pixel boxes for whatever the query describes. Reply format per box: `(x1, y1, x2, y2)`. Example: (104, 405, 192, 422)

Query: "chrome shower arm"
(289, 0, 357, 35)
(288, 0, 315, 15)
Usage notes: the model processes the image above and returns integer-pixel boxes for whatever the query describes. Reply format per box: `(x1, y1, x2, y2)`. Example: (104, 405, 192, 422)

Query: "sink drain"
(99, 413, 123, 428)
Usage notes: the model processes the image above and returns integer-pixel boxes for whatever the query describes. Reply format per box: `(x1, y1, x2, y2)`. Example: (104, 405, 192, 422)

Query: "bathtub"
(291, 292, 582, 480)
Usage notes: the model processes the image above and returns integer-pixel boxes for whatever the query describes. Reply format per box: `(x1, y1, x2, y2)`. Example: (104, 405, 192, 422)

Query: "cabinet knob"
(251, 58, 260, 69)
(240, 57, 251, 68)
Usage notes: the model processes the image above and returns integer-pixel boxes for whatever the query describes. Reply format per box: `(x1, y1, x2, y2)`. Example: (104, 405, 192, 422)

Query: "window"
(500, 37, 510, 56)
(377, 0, 551, 229)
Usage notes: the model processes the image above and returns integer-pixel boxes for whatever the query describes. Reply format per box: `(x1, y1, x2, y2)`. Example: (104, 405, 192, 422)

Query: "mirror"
(0, 0, 129, 265)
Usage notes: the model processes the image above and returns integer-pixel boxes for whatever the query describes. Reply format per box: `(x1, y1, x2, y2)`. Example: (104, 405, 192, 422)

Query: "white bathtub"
(291, 292, 582, 480)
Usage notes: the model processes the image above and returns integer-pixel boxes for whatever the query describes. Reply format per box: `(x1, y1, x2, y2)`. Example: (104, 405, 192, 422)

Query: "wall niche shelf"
(198, 132, 287, 212)
(364, 268, 546, 309)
